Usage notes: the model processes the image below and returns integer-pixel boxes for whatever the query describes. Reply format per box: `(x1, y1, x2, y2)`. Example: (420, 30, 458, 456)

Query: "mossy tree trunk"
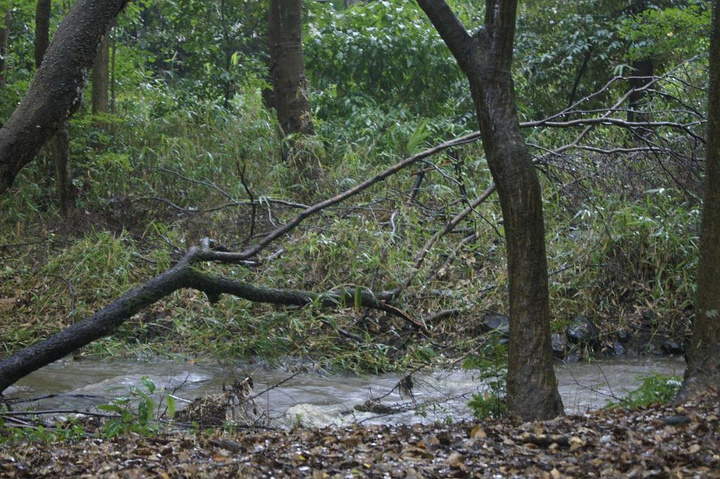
(417, 0, 563, 420)
(92, 27, 111, 116)
(679, 0, 720, 399)
(0, 0, 128, 194)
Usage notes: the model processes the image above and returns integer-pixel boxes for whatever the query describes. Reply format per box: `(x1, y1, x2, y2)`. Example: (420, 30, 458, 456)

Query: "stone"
(551, 333, 567, 359)
(612, 341, 626, 356)
(661, 340, 684, 355)
(482, 313, 510, 337)
(566, 316, 599, 346)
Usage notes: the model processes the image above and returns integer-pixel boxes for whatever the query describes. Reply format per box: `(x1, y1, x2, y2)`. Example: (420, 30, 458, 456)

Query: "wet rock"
(552, 333, 567, 359)
(612, 341, 626, 356)
(482, 313, 509, 337)
(661, 340, 684, 355)
(566, 316, 599, 347)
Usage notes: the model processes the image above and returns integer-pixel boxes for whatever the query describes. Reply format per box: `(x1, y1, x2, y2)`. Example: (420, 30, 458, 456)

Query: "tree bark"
(35, 0, 74, 216)
(0, 0, 129, 194)
(51, 122, 73, 216)
(627, 58, 654, 124)
(34, 0, 50, 69)
(417, 0, 563, 420)
(92, 27, 111, 115)
(0, 239, 412, 394)
(268, 0, 314, 137)
(0, 10, 9, 89)
(679, 0, 720, 399)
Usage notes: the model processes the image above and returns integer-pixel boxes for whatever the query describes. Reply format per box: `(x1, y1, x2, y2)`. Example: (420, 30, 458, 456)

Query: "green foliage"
(99, 377, 162, 437)
(305, 0, 466, 119)
(620, 1, 711, 62)
(0, 418, 88, 444)
(464, 338, 508, 419)
(550, 188, 700, 334)
(607, 373, 682, 408)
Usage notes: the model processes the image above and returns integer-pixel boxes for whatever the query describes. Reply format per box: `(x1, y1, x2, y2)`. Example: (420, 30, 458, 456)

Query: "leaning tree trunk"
(417, 0, 563, 420)
(0, 0, 129, 194)
(268, 0, 314, 137)
(678, 0, 720, 399)
(35, 0, 74, 217)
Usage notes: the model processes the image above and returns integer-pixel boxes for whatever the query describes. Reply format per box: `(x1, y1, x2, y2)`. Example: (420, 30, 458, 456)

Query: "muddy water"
(5, 357, 685, 427)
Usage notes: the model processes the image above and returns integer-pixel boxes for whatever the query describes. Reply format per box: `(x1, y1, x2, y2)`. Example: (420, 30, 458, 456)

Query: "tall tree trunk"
(268, 0, 314, 137)
(627, 58, 654, 123)
(110, 29, 116, 114)
(417, 0, 563, 420)
(34, 0, 50, 69)
(678, 0, 720, 399)
(0, 0, 129, 194)
(0, 10, 9, 88)
(52, 123, 72, 216)
(35, 0, 74, 216)
(92, 27, 111, 115)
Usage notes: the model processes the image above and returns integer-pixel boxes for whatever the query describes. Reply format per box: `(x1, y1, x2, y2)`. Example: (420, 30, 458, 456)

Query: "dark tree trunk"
(0, 10, 9, 88)
(627, 58, 654, 123)
(417, 0, 563, 420)
(34, 0, 50, 70)
(679, 0, 720, 399)
(268, 0, 314, 137)
(0, 0, 129, 194)
(92, 28, 111, 115)
(35, 0, 74, 216)
(567, 46, 593, 109)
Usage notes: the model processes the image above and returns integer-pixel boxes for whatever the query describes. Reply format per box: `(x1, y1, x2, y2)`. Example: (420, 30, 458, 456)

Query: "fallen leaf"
(471, 425, 487, 440)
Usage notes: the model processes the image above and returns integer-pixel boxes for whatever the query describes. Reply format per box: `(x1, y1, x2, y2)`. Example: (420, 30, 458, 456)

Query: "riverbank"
(1, 392, 717, 478)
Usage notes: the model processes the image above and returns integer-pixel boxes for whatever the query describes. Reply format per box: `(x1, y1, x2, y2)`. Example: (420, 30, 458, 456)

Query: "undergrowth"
(0, 75, 700, 374)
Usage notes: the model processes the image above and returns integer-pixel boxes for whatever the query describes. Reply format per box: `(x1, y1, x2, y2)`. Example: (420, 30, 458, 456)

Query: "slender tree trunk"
(35, 0, 74, 216)
(0, 10, 10, 89)
(627, 58, 654, 123)
(0, 0, 129, 194)
(110, 29, 116, 114)
(268, 0, 314, 137)
(92, 28, 111, 115)
(679, 0, 720, 399)
(34, 0, 50, 69)
(417, 0, 563, 420)
(566, 46, 593, 110)
(52, 123, 72, 216)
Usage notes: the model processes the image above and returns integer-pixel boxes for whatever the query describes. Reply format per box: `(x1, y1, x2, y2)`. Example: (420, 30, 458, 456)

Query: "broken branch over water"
(0, 239, 420, 394)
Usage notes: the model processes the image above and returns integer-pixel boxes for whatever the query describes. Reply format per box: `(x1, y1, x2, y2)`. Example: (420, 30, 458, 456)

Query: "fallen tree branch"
(0, 239, 418, 394)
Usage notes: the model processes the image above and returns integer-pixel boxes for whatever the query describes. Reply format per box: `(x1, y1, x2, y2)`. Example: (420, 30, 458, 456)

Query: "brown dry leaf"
(0, 297, 15, 311)
(470, 425, 487, 440)
(446, 451, 467, 471)
(568, 436, 586, 451)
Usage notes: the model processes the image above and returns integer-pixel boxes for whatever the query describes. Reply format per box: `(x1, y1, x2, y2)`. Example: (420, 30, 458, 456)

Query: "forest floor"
(1, 393, 717, 478)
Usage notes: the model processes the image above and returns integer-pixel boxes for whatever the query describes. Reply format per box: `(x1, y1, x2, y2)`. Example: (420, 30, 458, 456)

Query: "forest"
(0, 0, 719, 476)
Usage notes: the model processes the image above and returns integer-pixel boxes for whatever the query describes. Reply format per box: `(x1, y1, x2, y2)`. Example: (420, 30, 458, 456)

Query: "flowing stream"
(4, 357, 685, 427)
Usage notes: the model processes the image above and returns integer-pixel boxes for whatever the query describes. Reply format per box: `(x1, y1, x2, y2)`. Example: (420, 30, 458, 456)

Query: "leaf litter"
(0, 393, 718, 478)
